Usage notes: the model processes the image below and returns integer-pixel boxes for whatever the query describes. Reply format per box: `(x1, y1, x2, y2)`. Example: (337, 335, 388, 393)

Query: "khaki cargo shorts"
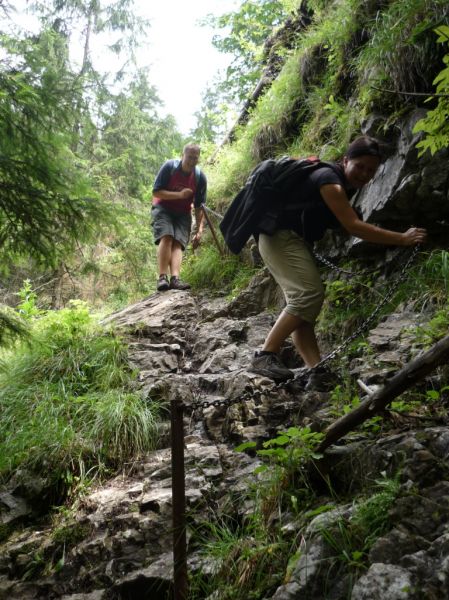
(258, 230, 324, 324)
(151, 205, 192, 251)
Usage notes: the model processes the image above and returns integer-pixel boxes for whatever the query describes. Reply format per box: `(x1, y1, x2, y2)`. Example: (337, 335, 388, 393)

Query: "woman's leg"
(258, 230, 324, 363)
(263, 311, 321, 367)
(262, 310, 302, 354)
(291, 321, 321, 368)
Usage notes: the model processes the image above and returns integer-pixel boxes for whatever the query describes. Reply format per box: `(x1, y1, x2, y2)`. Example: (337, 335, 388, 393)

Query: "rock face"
(315, 110, 449, 260)
(355, 111, 449, 240)
(1, 279, 449, 600)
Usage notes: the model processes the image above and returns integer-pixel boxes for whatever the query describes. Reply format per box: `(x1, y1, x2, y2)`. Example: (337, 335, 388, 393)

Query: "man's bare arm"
(153, 188, 193, 200)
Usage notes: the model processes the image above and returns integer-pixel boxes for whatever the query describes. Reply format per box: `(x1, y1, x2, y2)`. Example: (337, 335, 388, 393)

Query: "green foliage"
(319, 475, 401, 589)
(93, 70, 183, 200)
(16, 279, 42, 319)
(390, 398, 421, 413)
(208, 0, 447, 197)
(201, 0, 291, 104)
(317, 249, 449, 365)
(192, 0, 296, 143)
(181, 242, 258, 294)
(0, 305, 29, 349)
(0, 1, 183, 305)
(190, 82, 233, 145)
(236, 426, 326, 511)
(384, 249, 449, 321)
(357, 0, 448, 110)
(0, 302, 160, 499)
(329, 384, 361, 416)
(414, 26, 449, 155)
(317, 270, 383, 345)
(0, 53, 109, 263)
(248, 426, 324, 470)
(191, 517, 288, 600)
(415, 301, 449, 345)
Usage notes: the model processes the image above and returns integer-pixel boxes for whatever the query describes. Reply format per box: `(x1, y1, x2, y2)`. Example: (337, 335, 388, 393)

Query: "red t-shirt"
(153, 167, 197, 214)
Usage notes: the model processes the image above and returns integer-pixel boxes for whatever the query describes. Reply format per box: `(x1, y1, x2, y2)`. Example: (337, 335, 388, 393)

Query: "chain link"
(314, 252, 371, 277)
(314, 243, 420, 370)
(201, 204, 225, 221)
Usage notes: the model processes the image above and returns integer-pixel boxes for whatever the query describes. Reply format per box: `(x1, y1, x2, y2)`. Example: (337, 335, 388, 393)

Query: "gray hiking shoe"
(305, 365, 337, 392)
(157, 274, 170, 291)
(169, 276, 191, 290)
(251, 351, 294, 382)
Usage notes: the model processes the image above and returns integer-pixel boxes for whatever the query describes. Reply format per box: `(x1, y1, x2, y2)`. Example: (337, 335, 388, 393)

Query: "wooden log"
(318, 334, 449, 453)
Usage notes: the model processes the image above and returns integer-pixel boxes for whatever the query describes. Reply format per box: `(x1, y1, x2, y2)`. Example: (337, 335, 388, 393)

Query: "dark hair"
(345, 135, 382, 160)
(183, 143, 201, 154)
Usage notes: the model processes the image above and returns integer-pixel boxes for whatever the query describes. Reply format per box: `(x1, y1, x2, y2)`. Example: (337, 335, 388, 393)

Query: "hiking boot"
(305, 365, 337, 392)
(170, 276, 191, 290)
(251, 351, 294, 382)
(157, 274, 170, 291)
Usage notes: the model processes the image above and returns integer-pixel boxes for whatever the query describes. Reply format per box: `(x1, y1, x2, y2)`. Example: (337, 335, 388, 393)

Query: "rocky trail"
(1, 276, 449, 599)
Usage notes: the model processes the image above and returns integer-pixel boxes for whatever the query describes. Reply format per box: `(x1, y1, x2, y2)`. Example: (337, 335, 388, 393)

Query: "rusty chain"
(191, 205, 421, 412)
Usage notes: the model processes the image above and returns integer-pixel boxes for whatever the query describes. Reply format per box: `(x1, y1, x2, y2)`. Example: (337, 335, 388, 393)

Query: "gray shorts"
(258, 230, 325, 324)
(151, 205, 192, 250)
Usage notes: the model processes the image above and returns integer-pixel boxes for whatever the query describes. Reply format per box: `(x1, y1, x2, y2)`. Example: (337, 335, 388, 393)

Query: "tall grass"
(208, 0, 445, 203)
(182, 243, 258, 294)
(0, 302, 160, 499)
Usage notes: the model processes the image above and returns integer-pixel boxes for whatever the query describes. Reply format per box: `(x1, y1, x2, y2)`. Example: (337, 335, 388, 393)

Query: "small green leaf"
(234, 441, 257, 452)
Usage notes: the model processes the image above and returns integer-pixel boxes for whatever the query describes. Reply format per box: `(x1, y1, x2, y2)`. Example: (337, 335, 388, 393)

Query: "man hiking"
(152, 143, 207, 291)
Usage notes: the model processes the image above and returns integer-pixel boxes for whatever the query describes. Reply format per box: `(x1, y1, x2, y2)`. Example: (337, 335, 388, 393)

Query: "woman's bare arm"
(320, 184, 427, 246)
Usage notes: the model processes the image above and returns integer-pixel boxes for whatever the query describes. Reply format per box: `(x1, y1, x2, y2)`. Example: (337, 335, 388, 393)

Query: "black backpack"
(219, 156, 340, 254)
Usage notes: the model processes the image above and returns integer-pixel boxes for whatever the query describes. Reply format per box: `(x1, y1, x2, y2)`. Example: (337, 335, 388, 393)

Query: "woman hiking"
(251, 135, 427, 385)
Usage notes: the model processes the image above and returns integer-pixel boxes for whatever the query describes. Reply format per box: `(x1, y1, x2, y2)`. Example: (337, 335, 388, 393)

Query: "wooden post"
(171, 398, 188, 600)
(201, 205, 225, 257)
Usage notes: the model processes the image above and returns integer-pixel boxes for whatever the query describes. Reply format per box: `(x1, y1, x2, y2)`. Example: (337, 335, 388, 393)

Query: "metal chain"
(201, 204, 225, 220)
(194, 199, 422, 407)
(314, 243, 421, 370)
(188, 244, 421, 412)
(190, 385, 265, 411)
(314, 252, 372, 277)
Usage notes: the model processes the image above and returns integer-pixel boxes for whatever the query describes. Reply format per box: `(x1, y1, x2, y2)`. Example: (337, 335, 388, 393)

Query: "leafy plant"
(318, 475, 401, 591)
(414, 26, 449, 156)
(16, 279, 42, 320)
(236, 426, 324, 473)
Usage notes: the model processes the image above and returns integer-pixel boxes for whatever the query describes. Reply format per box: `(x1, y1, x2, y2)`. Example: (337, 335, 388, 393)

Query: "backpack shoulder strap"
(194, 165, 201, 186)
(170, 159, 181, 176)
(171, 159, 201, 186)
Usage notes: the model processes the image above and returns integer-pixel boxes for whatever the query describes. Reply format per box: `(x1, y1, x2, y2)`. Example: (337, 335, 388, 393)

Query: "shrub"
(0, 302, 160, 500)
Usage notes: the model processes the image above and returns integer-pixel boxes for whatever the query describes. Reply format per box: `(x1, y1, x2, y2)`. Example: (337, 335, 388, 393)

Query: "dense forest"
(1, 0, 449, 598)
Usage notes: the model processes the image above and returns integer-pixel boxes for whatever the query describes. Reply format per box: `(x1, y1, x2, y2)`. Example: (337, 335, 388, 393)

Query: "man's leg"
(169, 240, 183, 277)
(157, 235, 174, 275)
